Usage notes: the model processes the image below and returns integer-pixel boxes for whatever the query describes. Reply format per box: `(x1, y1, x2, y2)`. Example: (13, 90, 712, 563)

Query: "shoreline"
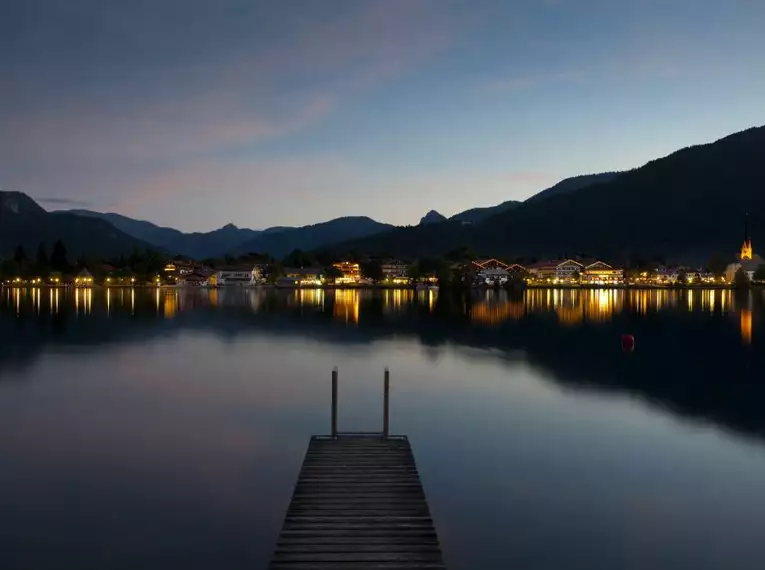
(1, 283, 756, 291)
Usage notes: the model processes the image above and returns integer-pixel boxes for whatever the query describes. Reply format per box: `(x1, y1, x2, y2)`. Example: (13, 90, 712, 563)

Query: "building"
(471, 259, 521, 286)
(333, 261, 361, 284)
(381, 259, 408, 280)
(164, 261, 197, 276)
(725, 217, 764, 282)
(528, 260, 584, 282)
(582, 261, 624, 284)
(74, 268, 93, 287)
(280, 267, 324, 287)
(177, 272, 209, 286)
(208, 266, 261, 286)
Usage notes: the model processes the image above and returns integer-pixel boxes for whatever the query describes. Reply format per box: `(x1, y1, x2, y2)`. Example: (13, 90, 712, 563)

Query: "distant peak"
(419, 210, 447, 225)
(221, 223, 239, 230)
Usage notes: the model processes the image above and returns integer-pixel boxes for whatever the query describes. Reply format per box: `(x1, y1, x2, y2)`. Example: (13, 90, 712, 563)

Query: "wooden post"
(383, 367, 390, 438)
(331, 367, 338, 437)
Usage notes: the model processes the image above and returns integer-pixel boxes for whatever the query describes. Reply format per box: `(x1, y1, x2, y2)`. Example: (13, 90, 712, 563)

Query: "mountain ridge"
(1, 193, 160, 259)
(320, 125, 765, 262)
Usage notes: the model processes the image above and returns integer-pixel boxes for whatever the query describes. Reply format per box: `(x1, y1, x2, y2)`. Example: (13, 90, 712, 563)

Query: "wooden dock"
(269, 370, 446, 569)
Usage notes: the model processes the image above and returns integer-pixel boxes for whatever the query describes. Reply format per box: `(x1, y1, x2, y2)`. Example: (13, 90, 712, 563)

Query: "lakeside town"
(1, 225, 763, 289)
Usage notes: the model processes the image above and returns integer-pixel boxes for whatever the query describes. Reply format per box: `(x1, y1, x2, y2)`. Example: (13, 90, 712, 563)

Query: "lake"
(1, 287, 764, 570)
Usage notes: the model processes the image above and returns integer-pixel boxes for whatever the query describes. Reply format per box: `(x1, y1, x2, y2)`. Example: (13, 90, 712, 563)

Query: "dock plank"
(269, 435, 445, 569)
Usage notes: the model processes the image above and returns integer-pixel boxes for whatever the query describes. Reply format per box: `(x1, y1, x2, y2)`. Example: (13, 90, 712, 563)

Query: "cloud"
(2, 1, 453, 162)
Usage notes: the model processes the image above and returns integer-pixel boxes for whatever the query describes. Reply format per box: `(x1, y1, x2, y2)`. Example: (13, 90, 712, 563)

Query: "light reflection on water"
(1, 286, 765, 570)
(2, 286, 759, 345)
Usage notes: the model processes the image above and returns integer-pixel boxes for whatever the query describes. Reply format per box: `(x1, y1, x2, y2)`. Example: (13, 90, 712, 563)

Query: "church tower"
(741, 214, 753, 260)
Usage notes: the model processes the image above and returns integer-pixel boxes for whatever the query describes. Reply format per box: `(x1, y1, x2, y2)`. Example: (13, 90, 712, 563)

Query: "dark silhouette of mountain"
(322, 126, 765, 261)
(419, 210, 447, 225)
(60, 210, 265, 259)
(231, 216, 393, 258)
(450, 200, 520, 224)
(0, 192, 158, 258)
(525, 172, 622, 203)
(62, 210, 390, 259)
(447, 173, 617, 225)
(478, 126, 765, 260)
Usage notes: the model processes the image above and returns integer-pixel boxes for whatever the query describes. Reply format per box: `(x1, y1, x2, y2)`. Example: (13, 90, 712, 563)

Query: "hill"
(322, 126, 765, 262)
(525, 172, 622, 203)
(231, 216, 393, 258)
(450, 200, 520, 224)
(419, 210, 447, 225)
(60, 210, 264, 259)
(0, 192, 159, 259)
(478, 126, 765, 261)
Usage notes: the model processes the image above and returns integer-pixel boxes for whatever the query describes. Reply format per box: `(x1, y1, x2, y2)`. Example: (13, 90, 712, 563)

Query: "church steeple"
(741, 213, 753, 260)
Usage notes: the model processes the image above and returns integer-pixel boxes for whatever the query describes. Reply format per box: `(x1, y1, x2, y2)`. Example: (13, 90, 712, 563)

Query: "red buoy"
(621, 334, 635, 352)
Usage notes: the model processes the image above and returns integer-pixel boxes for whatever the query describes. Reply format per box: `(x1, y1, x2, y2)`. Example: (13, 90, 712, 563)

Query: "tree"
(755, 264, 765, 282)
(734, 267, 751, 289)
(675, 270, 687, 285)
(324, 265, 343, 283)
(360, 259, 384, 282)
(0, 259, 20, 280)
(282, 249, 316, 268)
(263, 263, 284, 284)
(35, 243, 49, 274)
(708, 256, 728, 278)
(407, 263, 422, 281)
(50, 240, 70, 272)
(13, 245, 27, 265)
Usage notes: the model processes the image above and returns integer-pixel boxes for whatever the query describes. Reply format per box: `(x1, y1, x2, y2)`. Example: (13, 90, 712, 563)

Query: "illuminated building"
(381, 259, 408, 281)
(207, 266, 262, 286)
(177, 272, 209, 286)
(280, 267, 324, 287)
(333, 261, 361, 284)
(74, 268, 94, 287)
(527, 259, 583, 283)
(581, 261, 624, 284)
(471, 259, 525, 286)
(725, 216, 764, 282)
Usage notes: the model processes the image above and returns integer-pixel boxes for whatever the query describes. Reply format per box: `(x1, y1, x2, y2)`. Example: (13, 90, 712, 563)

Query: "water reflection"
(0, 286, 756, 329)
(2, 286, 765, 570)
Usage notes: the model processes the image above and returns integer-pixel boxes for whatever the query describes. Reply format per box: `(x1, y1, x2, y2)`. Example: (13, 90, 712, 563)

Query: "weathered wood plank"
(269, 435, 445, 569)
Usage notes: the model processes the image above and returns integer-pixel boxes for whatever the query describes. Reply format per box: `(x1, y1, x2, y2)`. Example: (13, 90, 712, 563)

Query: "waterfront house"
(582, 261, 624, 284)
(654, 266, 680, 284)
(333, 261, 361, 284)
(282, 267, 324, 287)
(177, 272, 209, 286)
(74, 268, 94, 287)
(208, 265, 261, 286)
(381, 259, 408, 280)
(472, 259, 510, 285)
(528, 259, 583, 283)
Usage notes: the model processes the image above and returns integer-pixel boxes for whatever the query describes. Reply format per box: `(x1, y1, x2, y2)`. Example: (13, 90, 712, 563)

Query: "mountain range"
(0, 192, 156, 259)
(2, 124, 763, 263)
(324, 126, 765, 263)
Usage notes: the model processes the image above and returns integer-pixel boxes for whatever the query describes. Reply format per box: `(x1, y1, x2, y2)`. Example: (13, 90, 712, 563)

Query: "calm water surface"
(1, 287, 764, 570)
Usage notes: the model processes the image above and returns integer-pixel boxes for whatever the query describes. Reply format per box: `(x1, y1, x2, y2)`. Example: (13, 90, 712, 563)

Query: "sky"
(1, 0, 764, 232)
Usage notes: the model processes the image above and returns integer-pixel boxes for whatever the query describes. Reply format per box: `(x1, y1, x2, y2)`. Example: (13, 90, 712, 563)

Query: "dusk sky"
(2, 0, 763, 232)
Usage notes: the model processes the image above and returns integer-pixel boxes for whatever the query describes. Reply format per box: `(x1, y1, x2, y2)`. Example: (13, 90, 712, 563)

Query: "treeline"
(0, 241, 169, 282)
